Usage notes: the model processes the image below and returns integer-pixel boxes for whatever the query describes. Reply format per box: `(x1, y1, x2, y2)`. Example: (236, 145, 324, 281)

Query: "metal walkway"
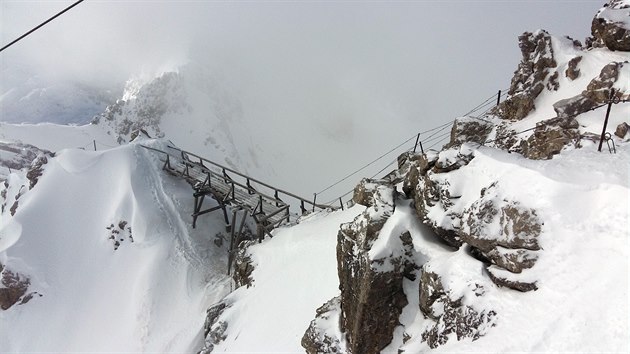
(141, 144, 335, 244)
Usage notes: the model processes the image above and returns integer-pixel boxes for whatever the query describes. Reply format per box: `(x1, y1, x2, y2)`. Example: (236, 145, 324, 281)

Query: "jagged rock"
(615, 122, 630, 138)
(460, 185, 542, 291)
(494, 31, 558, 121)
(302, 297, 345, 354)
(419, 268, 497, 349)
(566, 56, 583, 80)
(337, 181, 411, 354)
(199, 302, 229, 353)
(554, 62, 627, 119)
(520, 122, 580, 160)
(414, 174, 462, 248)
(446, 117, 494, 148)
(26, 155, 49, 189)
(399, 151, 438, 198)
(92, 72, 187, 143)
(432, 145, 475, 173)
(486, 266, 538, 292)
(352, 178, 395, 208)
(546, 70, 560, 91)
(591, 1, 630, 52)
(232, 240, 255, 288)
(0, 264, 31, 310)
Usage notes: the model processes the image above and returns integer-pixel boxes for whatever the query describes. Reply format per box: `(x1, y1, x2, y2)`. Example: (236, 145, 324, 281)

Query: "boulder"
(565, 56, 583, 80)
(419, 268, 497, 348)
(460, 184, 542, 291)
(615, 122, 630, 138)
(0, 264, 32, 310)
(446, 117, 494, 148)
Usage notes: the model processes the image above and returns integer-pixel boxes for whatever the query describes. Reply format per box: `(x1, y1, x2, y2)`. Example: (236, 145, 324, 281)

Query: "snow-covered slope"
(0, 140, 231, 352)
(202, 143, 629, 353)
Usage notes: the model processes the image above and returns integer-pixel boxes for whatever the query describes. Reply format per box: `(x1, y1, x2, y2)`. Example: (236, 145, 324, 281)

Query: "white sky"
(1, 0, 598, 92)
(0, 1, 604, 195)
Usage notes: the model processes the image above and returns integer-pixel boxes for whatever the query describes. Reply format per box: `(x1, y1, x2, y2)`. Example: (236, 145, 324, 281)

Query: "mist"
(1, 0, 601, 199)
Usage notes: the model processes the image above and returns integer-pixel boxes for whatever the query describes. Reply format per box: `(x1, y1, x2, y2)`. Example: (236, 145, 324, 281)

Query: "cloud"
(0, 0, 601, 195)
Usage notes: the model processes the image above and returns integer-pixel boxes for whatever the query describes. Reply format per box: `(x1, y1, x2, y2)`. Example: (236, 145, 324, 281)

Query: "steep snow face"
(0, 140, 231, 352)
(204, 207, 365, 353)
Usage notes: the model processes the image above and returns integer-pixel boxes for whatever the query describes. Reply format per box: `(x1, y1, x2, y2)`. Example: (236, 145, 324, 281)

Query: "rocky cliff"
(302, 1, 630, 352)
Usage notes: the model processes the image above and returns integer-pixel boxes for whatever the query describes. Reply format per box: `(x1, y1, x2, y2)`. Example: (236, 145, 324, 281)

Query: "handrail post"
(247, 178, 253, 194)
(413, 133, 420, 153)
(598, 89, 615, 152)
(312, 193, 317, 212)
(496, 90, 502, 106)
(274, 191, 280, 207)
(339, 197, 344, 210)
(300, 200, 306, 214)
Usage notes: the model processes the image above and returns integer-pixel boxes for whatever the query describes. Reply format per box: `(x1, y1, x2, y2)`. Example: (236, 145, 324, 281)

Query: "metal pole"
(339, 197, 344, 210)
(93, 140, 97, 151)
(419, 140, 424, 154)
(312, 193, 317, 212)
(496, 90, 502, 106)
(598, 90, 615, 152)
(413, 133, 420, 153)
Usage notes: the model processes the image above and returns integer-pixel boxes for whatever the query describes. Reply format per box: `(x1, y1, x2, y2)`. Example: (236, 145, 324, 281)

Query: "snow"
(597, 0, 630, 30)
(0, 142, 232, 352)
(210, 206, 364, 353)
(0, 121, 118, 153)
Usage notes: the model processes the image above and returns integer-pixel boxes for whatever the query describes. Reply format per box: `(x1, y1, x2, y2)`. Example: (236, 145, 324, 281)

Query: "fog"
(1, 0, 601, 199)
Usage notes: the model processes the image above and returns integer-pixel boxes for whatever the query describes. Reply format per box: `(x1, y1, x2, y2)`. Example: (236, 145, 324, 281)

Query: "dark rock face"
(335, 181, 415, 354)
(615, 122, 630, 138)
(446, 118, 494, 148)
(419, 269, 496, 348)
(26, 155, 49, 189)
(494, 31, 559, 121)
(0, 264, 37, 310)
(232, 240, 255, 288)
(520, 119, 581, 160)
(566, 56, 583, 80)
(302, 297, 345, 354)
(591, 1, 630, 52)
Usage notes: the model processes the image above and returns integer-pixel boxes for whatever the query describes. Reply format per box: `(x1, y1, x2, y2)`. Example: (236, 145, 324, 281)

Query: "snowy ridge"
(0, 140, 232, 352)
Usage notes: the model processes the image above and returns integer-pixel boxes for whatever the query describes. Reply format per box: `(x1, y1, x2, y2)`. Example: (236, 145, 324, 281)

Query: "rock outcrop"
(0, 264, 40, 310)
(554, 62, 628, 119)
(493, 31, 560, 121)
(335, 180, 411, 354)
(302, 297, 346, 354)
(199, 302, 230, 354)
(590, 0, 630, 52)
(419, 268, 496, 348)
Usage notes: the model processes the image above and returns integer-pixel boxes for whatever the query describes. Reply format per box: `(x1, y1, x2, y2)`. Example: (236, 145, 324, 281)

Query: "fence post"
(93, 140, 97, 151)
(312, 193, 317, 212)
(598, 89, 615, 152)
(339, 197, 344, 210)
(496, 90, 502, 106)
(413, 133, 420, 153)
